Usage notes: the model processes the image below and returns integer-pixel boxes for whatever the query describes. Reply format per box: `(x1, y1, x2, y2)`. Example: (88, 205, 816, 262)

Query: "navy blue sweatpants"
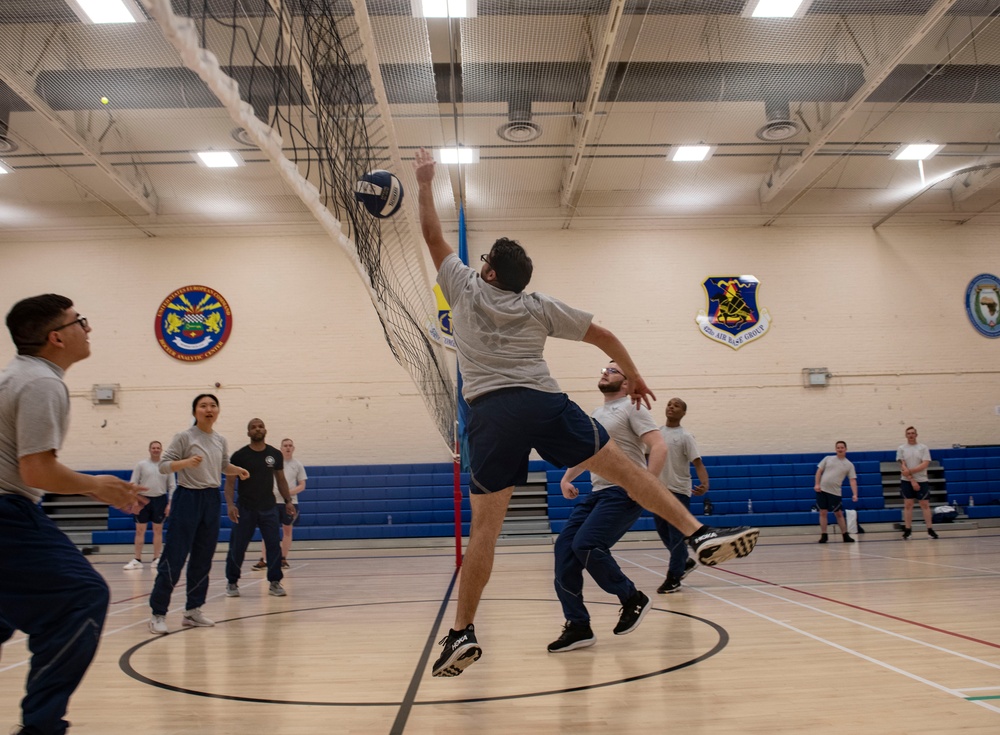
(0, 494, 109, 735)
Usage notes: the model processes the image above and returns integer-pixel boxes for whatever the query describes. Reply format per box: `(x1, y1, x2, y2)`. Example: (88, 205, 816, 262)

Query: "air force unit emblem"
(696, 276, 771, 350)
(965, 273, 1000, 338)
(155, 286, 233, 361)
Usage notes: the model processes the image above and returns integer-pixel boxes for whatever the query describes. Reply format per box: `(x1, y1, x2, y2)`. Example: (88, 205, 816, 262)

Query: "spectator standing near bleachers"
(814, 441, 857, 544)
(654, 397, 708, 593)
(1, 294, 145, 735)
(547, 361, 666, 653)
(148, 394, 249, 635)
(224, 419, 295, 599)
(898, 426, 938, 540)
(124, 440, 176, 570)
(253, 437, 307, 571)
(415, 147, 759, 679)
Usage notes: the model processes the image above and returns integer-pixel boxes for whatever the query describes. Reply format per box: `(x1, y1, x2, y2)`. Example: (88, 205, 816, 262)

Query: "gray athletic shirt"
(437, 254, 594, 402)
(131, 459, 176, 499)
(659, 426, 701, 496)
(896, 443, 931, 482)
(816, 456, 856, 496)
(159, 425, 229, 489)
(0, 355, 70, 504)
(590, 397, 658, 492)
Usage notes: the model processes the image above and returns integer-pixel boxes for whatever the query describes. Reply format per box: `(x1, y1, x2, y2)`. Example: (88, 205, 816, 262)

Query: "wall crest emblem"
(155, 286, 232, 361)
(695, 276, 771, 350)
(965, 273, 1000, 338)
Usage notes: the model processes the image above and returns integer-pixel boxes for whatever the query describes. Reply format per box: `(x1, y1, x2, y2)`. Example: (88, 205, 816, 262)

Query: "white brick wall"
(1, 223, 996, 469)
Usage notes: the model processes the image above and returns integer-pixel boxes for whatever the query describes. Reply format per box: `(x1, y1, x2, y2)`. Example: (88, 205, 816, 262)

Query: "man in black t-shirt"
(224, 418, 296, 597)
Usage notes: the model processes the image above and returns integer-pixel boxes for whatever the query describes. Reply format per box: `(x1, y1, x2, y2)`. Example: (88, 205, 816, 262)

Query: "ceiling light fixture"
(670, 145, 714, 162)
(744, 0, 813, 18)
(437, 147, 479, 164)
(65, 0, 144, 24)
(411, 0, 476, 18)
(193, 150, 243, 168)
(891, 143, 944, 161)
(0, 161, 13, 175)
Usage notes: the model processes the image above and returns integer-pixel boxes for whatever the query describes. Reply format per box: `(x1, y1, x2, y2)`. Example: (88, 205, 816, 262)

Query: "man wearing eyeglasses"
(547, 362, 666, 653)
(0, 294, 145, 735)
(415, 148, 759, 679)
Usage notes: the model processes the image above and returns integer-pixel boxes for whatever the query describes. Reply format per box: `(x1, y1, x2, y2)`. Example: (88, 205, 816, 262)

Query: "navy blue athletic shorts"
(135, 494, 168, 524)
(466, 388, 609, 494)
(816, 492, 842, 512)
(901, 480, 930, 501)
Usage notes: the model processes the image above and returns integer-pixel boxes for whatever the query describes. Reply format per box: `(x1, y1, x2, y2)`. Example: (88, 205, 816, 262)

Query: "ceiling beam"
(758, 0, 958, 204)
(559, 0, 629, 209)
(951, 163, 1000, 202)
(0, 58, 158, 215)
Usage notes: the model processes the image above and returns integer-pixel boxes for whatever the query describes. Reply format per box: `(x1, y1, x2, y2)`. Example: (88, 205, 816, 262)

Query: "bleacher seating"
(89, 447, 1000, 545)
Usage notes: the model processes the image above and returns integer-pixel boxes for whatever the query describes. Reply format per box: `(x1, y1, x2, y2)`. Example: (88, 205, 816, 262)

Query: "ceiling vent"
(497, 92, 542, 143)
(755, 99, 802, 142)
(0, 119, 17, 153)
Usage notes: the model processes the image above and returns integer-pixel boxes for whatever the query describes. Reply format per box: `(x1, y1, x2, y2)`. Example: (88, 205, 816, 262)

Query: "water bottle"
(747, 498, 753, 513)
(969, 496, 974, 507)
(387, 514, 393, 524)
(704, 498, 713, 516)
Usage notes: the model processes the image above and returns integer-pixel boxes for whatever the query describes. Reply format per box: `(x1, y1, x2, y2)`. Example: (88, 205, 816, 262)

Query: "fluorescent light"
(412, 0, 476, 18)
(745, 0, 810, 18)
(65, 0, 143, 24)
(671, 145, 713, 162)
(194, 151, 243, 168)
(0, 162, 12, 175)
(891, 143, 943, 161)
(437, 147, 479, 165)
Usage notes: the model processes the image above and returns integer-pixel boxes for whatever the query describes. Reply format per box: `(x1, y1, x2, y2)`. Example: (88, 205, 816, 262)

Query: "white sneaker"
(182, 608, 215, 627)
(225, 583, 240, 597)
(268, 581, 287, 597)
(150, 557, 160, 568)
(149, 615, 168, 635)
(123, 558, 142, 570)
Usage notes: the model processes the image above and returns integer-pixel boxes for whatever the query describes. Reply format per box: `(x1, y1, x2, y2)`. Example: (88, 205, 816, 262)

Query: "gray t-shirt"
(817, 455, 857, 496)
(659, 426, 701, 496)
(159, 425, 230, 489)
(272, 458, 307, 504)
(131, 459, 177, 499)
(436, 254, 594, 401)
(896, 442, 931, 482)
(590, 397, 658, 492)
(0, 355, 70, 504)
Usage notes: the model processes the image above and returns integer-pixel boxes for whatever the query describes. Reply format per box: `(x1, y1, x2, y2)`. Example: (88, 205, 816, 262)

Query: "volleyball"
(354, 169, 404, 218)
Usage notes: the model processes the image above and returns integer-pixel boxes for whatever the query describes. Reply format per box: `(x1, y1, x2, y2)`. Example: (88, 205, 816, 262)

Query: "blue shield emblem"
(965, 273, 1000, 338)
(696, 276, 771, 349)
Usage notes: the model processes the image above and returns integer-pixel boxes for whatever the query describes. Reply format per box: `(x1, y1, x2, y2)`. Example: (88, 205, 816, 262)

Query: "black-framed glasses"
(601, 367, 624, 377)
(480, 253, 492, 267)
(54, 316, 88, 332)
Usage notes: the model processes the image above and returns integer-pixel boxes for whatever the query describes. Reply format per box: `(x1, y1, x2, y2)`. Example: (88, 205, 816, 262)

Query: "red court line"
(717, 567, 1000, 650)
(111, 593, 150, 604)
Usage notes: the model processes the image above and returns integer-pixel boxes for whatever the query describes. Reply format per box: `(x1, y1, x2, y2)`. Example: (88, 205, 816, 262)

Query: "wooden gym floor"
(2, 528, 999, 734)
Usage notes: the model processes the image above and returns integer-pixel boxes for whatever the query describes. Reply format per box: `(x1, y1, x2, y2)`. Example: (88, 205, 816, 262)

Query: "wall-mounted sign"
(965, 273, 1000, 338)
(695, 276, 771, 350)
(155, 285, 232, 361)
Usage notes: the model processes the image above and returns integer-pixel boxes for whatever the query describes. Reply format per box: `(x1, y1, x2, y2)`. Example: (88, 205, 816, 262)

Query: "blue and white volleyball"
(354, 169, 404, 219)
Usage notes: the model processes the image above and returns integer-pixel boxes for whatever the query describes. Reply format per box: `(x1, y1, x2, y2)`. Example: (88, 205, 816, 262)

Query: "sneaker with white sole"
(681, 557, 697, 580)
(149, 615, 168, 635)
(123, 558, 142, 570)
(151, 556, 160, 568)
(547, 622, 596, 653)
(432, 624, 482, 677)
(687, 525, 759, 566)
(268, 581, 287, 597)
(613, 590, 651, 635)
(182, 608, 215, 627)
(657, 574, 681, 594)
(226, 583, 240, 597)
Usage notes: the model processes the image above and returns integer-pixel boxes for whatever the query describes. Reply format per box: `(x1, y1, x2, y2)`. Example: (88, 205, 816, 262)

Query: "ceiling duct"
(756, 99, 802, 141)
(0, 114, 17, 153)
(497, 91, 541, 142)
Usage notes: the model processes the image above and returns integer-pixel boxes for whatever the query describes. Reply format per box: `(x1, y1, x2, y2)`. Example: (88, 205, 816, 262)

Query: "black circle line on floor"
(119, 598, 728, 706)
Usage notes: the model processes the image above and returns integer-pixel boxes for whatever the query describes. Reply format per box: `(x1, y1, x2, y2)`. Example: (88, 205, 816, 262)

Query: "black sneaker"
(657, 575, 681, 594)
(902, 527, 912, 540)
(928, 528, 939, 539)
(843, 533, 855, 543)
(681, 557, 697, 580)
(818, 533, 828, 544)
(547, 621, 596, 653)
(431, 624, 482, 677)
(613, 590, 651, 635)
(252, 559, 267, 571)
(687, 525, 759, 566)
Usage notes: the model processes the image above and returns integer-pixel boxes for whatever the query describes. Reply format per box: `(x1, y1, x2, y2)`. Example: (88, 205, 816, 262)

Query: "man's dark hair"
(836, 440, 847, 449)
(489, 237, 533, 293)
(5, 294, 73, 356)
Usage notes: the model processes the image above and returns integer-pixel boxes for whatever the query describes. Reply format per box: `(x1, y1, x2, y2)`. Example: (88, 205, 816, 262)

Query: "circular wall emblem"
(155, 286, 233, 361)
(965, 273, 1000, 338)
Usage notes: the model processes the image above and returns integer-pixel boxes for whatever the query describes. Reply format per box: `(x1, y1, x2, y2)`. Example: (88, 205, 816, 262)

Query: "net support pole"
(453, 203, 469, 568)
